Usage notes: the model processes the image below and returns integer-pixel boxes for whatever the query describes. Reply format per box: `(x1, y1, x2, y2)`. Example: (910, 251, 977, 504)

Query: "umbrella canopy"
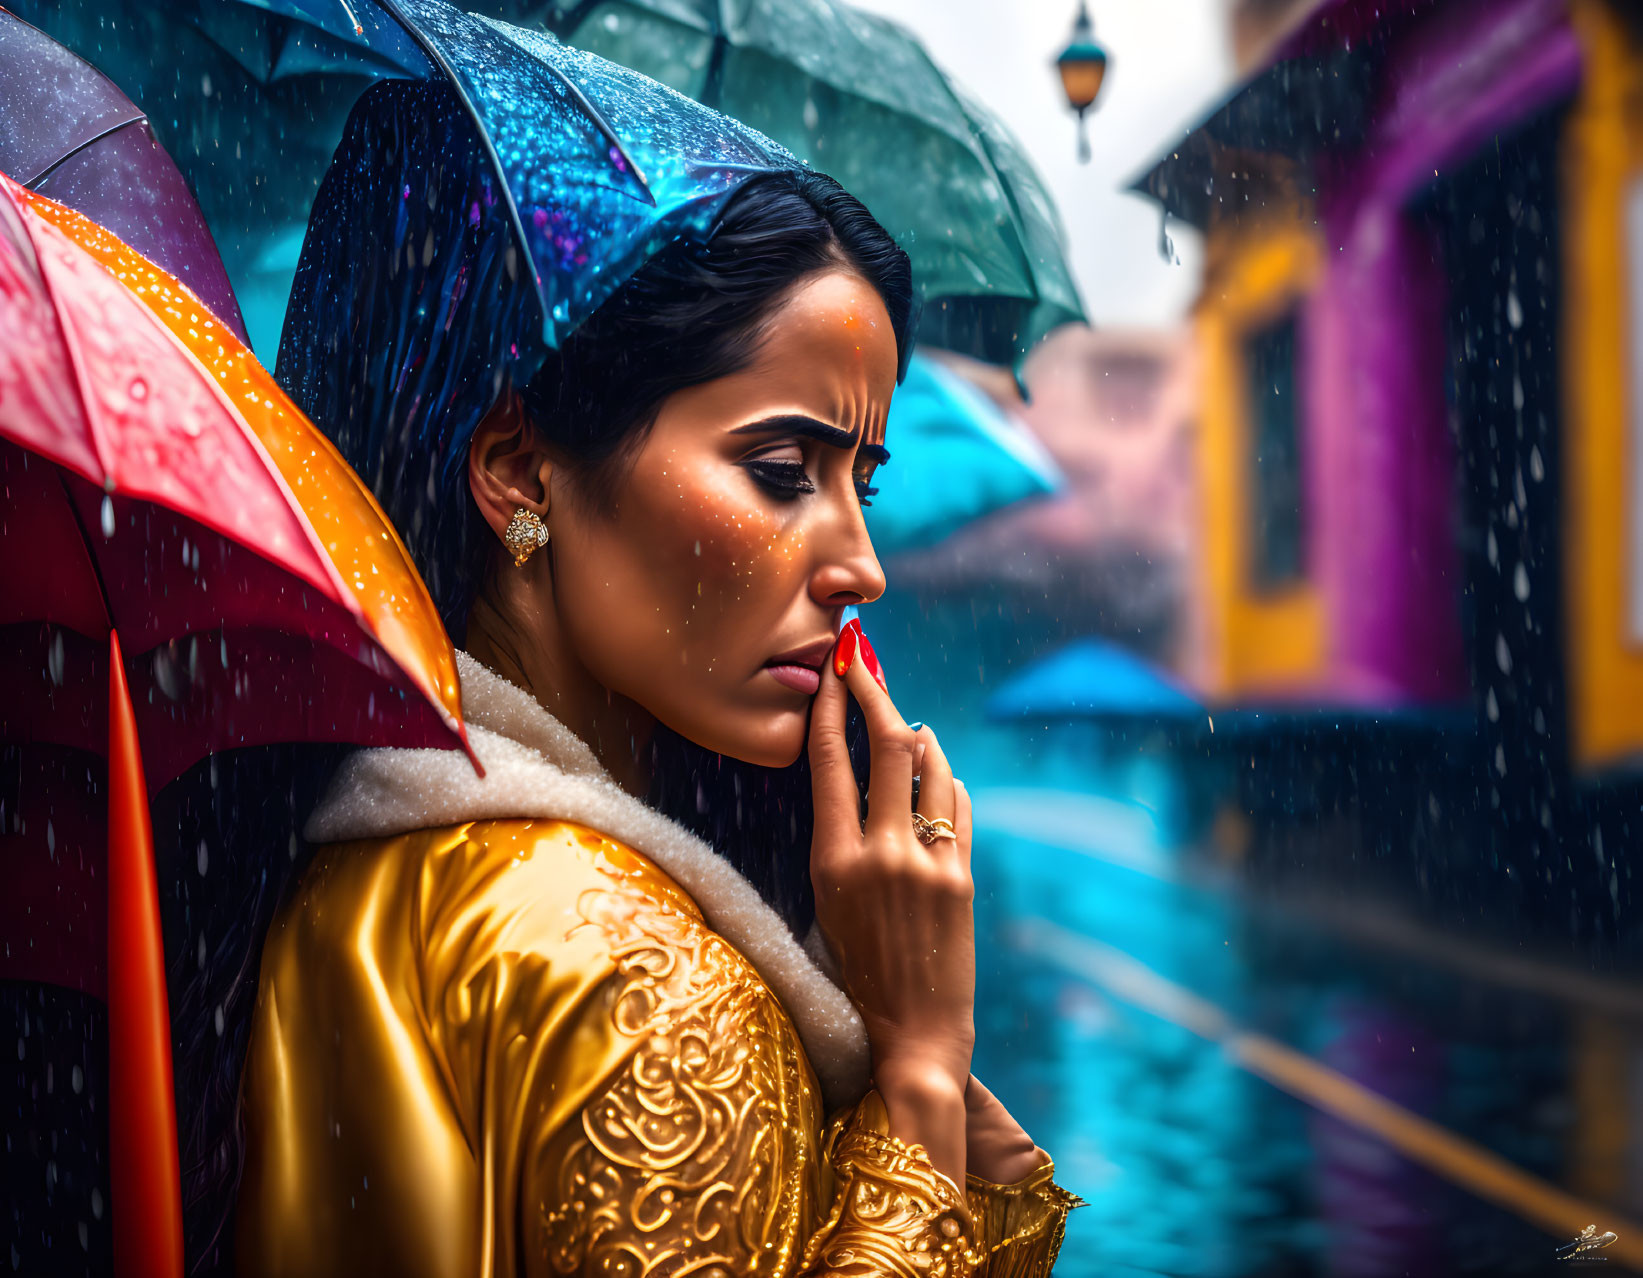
(865, 353, 1063, 556)
(0, 7, 248, 344)
(6, 0, 802, 357)
(986, 637, 1205, 723)
(0, 173, 473, 1277)
(525, 0, 1086, 368)
(9, 0, 1080, 368)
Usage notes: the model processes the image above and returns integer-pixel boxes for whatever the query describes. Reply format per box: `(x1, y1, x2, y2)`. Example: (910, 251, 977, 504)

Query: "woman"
(238, 56, 1077, 1277)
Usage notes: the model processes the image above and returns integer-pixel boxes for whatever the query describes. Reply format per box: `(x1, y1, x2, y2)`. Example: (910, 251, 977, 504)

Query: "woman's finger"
(839, 626, 918, 840)
(913, 726, 956, 833)
(808, 627, 861, 858)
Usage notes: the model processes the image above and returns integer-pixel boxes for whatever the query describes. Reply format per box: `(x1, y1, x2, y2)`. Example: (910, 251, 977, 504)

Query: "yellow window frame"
(1563, 0, 1643, 770)
(1195, 223, 1326, 698)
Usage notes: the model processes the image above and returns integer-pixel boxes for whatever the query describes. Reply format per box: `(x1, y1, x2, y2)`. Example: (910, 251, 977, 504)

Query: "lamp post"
(1056, 2, 1109, 162)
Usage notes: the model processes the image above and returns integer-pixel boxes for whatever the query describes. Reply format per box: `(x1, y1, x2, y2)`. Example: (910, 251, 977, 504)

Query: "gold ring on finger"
(911, 812, 958, 845)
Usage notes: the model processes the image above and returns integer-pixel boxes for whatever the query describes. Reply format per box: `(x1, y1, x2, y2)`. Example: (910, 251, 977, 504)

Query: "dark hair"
(176, 79, 908, 1270)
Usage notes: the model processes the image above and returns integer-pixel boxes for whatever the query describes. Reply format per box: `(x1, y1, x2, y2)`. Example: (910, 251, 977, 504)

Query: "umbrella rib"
(536, 62, 653, 201)
(20, 116, 147, 191)
(8, 193, 119, 484)
(52, 468, 116, 634)
(376, 0, 657, 357)
(374, 0, 550, 330)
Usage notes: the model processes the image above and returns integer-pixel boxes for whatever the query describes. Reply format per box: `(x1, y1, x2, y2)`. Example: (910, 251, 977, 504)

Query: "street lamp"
(1056, 2, 1109, 163)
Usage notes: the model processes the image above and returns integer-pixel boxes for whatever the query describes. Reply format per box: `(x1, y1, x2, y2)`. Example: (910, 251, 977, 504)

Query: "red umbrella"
(0, 172, 476, 1275)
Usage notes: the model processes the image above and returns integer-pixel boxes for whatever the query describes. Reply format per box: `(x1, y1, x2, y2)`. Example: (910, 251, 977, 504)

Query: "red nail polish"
(856, 626, 887, 691)
(833, 620, 860, 679)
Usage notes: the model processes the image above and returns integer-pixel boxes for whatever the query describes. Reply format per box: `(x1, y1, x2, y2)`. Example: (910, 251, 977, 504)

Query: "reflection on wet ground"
(953, 733, 1641, 1277)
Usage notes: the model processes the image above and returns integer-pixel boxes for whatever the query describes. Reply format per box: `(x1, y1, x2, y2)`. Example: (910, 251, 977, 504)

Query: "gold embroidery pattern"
(802, 1125, 982, 1278)
(538, 872, 824, 1276)
(966, 1164, 1083, 1278)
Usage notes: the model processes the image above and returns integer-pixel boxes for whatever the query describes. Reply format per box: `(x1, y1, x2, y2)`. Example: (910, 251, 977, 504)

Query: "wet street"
(964, 768, 1643, 1277)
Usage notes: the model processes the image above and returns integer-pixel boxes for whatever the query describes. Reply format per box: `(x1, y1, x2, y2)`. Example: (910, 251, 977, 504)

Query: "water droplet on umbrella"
(100, 496, 114, 537)
(128, 377, 148, 402)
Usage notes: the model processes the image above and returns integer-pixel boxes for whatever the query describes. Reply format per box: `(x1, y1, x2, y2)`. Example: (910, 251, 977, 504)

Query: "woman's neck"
(463, 577, 655, 797)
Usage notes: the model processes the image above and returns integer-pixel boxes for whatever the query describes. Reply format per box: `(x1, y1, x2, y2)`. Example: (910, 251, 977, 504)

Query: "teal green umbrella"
(475, 0, 1086, 369)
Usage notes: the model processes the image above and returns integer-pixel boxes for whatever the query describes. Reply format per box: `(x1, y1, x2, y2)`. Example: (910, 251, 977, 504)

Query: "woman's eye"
(742, 458, 816, 499)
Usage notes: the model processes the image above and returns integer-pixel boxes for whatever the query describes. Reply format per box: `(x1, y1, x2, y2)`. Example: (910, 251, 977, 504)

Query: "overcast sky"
(846, 0, 1234, 330)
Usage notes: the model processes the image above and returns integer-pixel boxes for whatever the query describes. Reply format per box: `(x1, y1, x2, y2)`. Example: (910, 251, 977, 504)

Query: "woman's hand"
(808, 619, 975, 1187)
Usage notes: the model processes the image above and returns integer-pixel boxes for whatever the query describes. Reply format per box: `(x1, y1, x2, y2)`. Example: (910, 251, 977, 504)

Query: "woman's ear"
(467, 388, 554, 539)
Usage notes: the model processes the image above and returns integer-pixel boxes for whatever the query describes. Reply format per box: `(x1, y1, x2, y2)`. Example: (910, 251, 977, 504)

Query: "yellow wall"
(1194, 224, 1326, 698)
(1563, 0, 1643, 769)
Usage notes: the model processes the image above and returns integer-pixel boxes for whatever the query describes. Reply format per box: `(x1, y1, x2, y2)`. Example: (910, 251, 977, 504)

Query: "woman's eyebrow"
(730, 414, 890, 464)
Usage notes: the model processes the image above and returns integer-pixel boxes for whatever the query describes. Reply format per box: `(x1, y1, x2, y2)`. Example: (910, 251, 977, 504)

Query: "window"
(1245, 313, 1305, 589)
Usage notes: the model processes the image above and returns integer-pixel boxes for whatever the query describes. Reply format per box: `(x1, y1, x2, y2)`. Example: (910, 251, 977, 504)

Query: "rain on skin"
(548, 270, 895, 768)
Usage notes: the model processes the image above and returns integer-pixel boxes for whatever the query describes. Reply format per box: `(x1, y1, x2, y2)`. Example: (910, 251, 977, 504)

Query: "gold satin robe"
(237, 817, 1077, 1276)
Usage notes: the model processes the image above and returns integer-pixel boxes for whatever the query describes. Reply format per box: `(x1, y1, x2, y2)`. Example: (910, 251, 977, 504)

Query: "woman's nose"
(810, 518, 886, 608)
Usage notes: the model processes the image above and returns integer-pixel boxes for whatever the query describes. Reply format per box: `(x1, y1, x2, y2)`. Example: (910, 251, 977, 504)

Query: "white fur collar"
(305, 651, 869, 1107)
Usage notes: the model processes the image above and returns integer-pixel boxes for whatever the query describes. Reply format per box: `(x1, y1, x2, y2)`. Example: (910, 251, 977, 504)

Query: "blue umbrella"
(866, 353, 1063, 556)
(986, 638, 1205, 723)
(8, 0, 800, 355)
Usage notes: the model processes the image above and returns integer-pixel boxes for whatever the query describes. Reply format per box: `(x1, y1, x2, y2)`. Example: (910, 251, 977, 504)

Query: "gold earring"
(504, 507, 550, 567)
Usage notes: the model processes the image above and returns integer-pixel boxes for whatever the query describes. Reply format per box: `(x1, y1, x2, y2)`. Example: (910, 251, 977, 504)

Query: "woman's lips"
(765, 663, 821, 695)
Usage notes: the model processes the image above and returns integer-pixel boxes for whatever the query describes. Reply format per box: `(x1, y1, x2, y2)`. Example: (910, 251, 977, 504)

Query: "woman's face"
(547, 269, 897, 766)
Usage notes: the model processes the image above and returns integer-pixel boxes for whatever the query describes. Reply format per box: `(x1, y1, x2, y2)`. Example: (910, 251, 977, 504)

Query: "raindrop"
(71, 1065, 83, 1095)
(1513, 563, 1530, 601)
(1486, 688, 1500, 722)
(1496, 635, 1513, 674)
(214, 1005, 225, 1036)
(47, 630, 64, 686)
(100, 495, 115, 537)
(197, 934, 207, 970)
(197, 839, 209, 876)
(1486, 528, 1498, 567)
(1506, 289, 1522, 329)
(128, 376, 148, 403)
(1529, 445, 1545, 481)
(45, 821, 55, 857)
(91, 1188, 102, 1220)
(1157, 209, 1180, 265)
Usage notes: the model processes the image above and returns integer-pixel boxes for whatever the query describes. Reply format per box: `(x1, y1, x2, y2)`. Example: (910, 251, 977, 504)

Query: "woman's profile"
(234, 40, 1078, 1276)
